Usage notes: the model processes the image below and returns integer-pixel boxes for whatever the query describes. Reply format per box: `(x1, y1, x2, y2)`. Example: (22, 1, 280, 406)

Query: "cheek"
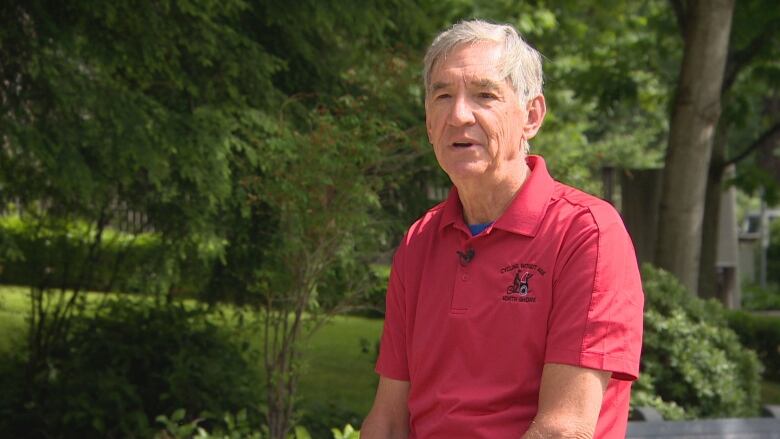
(499, 109, 524, 140)
(430, 116, 453, 147)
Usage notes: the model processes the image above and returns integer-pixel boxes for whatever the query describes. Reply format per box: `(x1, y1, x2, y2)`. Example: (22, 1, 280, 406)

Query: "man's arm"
(522, 363, 611, 439)
(361, 376, 410, 439)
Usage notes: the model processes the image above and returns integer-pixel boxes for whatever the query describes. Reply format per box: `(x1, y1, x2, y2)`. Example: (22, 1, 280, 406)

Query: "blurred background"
(1, 1, 778, 438)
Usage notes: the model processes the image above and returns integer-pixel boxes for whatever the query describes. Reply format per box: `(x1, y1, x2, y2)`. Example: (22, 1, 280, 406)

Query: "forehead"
(430, 41, 506, 85)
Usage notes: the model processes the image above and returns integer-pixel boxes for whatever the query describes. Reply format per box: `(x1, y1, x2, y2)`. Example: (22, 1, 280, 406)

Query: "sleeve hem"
(375, 364, 410, 382)
(544, 348, 639, 381)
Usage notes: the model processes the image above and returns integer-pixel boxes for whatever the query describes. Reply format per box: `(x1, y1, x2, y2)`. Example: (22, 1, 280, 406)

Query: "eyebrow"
(431, 81, 450, 92)
(430, 79, 503, 93)
(472, 79, 502, 90)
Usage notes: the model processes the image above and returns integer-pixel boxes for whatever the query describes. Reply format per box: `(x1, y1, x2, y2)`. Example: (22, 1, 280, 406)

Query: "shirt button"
(461, 274, 468, 281)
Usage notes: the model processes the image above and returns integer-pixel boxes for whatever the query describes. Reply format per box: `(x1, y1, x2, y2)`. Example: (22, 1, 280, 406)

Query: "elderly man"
(362, 20, 644, 439)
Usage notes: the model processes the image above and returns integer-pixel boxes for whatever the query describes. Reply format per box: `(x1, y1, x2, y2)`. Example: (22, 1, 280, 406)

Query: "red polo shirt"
(376, 156, 644, 438)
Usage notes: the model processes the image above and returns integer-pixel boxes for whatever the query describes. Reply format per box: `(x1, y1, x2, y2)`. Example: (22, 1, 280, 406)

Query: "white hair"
(423, 19, 544, 101)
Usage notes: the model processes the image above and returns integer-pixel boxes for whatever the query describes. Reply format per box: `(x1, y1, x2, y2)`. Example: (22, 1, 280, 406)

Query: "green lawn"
(0, 285, 28, 352)
(298, 316, 381, 416)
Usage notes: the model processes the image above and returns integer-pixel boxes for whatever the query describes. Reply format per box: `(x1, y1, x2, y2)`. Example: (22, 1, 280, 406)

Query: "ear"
(522, 94, 546, 140)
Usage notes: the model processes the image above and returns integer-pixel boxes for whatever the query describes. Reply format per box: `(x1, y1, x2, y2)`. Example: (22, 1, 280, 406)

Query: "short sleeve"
(544, 207, 644, 381)
(375, 245, 411, 381)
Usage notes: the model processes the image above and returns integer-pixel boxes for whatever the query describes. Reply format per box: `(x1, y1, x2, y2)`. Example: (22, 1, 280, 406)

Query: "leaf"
(172, 408, 186, 422)
(294, 426, 312, 439)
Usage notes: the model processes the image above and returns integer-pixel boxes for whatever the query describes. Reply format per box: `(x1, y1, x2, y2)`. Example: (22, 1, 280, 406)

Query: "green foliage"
(240, 96, 410, 437)
(0, 215, 214, 295)
(1, 0, 271, 243)
(452, 0, 677, 194)
(741, 283, 780, 311)
(0, 299, 263, 438)
(0, 286, 385, 429)
(727, 310, 780, 382)
(630, 374, 686, 421)
(154, 407, 362, 439)
(331, 424, 360, 439)
(636, 265, 763, 419)
(723, 0, 780, 200)
(155, 409, 264, 439)
(299, 401, 363, 439)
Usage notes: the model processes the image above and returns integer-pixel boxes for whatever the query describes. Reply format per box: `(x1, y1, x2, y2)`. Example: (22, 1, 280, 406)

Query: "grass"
(0, 285, 28, 352)
(0, 285, 381, 418)
(298, 315, 381, 416)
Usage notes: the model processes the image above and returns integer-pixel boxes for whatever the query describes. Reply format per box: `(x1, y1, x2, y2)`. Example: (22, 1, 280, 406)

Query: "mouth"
(452, 141, 476, 148)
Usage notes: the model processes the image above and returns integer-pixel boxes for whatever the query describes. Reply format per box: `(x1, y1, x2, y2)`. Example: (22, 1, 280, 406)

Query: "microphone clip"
(457, 248, 475, 266)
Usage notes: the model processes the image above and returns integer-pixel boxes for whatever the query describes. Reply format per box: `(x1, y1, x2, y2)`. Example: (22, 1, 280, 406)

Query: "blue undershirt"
(468, 222, 493, 236)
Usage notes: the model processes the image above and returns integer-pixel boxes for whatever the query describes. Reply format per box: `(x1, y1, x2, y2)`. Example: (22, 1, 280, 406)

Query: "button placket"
(450, 240, 474, 313)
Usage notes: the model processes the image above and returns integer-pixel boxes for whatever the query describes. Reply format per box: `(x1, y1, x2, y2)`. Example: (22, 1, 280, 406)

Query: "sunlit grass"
(0, 285, 28, 353)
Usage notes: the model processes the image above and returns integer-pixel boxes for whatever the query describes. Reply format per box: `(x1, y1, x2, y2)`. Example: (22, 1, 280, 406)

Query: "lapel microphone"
(457, 248, 475, 266)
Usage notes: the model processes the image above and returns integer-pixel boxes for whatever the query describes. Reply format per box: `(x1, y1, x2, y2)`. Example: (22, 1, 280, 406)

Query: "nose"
(447, 94, 476, 127)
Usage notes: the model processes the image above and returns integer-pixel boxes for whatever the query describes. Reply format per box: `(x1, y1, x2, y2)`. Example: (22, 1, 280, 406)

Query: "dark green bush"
(310, 261, 387, 318)
(0, 215, 213, 295)
(634, 265, 763, 419)
(741, 282, 780, 311)
(727, 310, 780, 382)
(299, 400, 363, 439)
(0, 300, 263, 438)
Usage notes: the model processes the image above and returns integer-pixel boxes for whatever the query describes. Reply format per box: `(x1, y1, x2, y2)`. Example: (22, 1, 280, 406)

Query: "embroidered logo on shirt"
(500, 263, 545, 303)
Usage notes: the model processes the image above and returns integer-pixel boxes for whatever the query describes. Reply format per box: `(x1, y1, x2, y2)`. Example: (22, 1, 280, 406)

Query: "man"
(362, 20, 644, 439)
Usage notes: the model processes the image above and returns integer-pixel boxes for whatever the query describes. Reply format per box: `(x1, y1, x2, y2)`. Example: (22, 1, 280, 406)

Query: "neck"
(456, 162, 531, 224)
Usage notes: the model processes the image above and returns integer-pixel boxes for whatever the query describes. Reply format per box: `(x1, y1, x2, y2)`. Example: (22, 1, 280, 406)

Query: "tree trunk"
(654, 0, 735, 294)
(698, 125, 728, 302)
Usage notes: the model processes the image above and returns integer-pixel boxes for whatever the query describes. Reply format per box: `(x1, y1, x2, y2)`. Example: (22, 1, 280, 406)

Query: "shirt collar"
(439, 155, 555, 237)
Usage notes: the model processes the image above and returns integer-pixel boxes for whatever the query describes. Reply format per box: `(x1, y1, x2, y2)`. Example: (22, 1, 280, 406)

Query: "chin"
(445, 164, 490, 183)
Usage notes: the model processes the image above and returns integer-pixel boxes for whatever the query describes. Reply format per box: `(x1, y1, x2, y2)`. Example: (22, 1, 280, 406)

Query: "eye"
(478, 92, 498, 99)
(435, 93, 451, 100)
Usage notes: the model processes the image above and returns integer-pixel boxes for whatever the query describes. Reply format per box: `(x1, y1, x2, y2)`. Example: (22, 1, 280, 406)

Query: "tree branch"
(724, 121, 780, 167)
(669, 0, 687, 37)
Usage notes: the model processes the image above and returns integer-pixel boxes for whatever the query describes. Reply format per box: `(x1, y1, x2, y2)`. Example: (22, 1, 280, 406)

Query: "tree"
(654, 0, 735, 294)
(0, 0, 279, 372)
(697, 0, 780, 300)
(1, 1, 443, 437)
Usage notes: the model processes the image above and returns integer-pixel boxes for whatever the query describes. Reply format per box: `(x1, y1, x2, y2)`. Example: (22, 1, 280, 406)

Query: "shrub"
(0, 299, 263, 438)
(154, 408, 362, 439)
(339, 264, 389, 318)
(155, 408, 265, 439)
(298, 400, 363, 439)
(629, 374, 686, 421)
(727, 310, 780, 382)
(741, 282, 780, 311)
(635, 265, 763, 419)
(0, 215, 214, 295)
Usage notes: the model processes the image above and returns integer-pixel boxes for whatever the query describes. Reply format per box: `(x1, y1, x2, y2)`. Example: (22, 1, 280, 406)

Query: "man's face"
(425, 42, 543, 185)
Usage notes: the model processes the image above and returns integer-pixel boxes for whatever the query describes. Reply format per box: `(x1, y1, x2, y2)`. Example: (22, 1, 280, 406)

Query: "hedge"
(727, 310, 780, 382)
(634, 265, 763, 419)
(0, 215, 213, 295)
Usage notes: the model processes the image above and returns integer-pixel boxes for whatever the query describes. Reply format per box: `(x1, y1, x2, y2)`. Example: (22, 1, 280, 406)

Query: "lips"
(451, 138, 481, 148)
